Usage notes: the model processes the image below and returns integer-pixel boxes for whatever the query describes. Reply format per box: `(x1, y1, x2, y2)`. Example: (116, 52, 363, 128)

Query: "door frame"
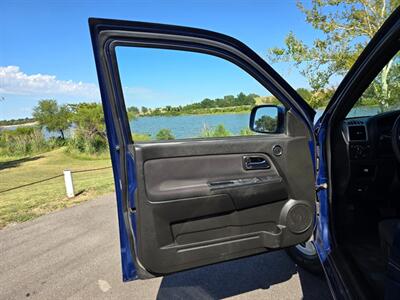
(89, 18, 317, 281)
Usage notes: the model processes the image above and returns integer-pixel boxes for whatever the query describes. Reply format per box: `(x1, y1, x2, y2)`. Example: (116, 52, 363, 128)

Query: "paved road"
(0, 194, 332, 300)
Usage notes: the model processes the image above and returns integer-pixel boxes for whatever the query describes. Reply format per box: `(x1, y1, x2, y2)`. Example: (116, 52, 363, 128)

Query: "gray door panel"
(143, 153, 283, 203)
(131, 112, 315, 274)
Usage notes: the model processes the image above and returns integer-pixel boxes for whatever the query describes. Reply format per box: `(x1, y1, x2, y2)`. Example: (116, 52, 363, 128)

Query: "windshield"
(346, 51, 400, 118)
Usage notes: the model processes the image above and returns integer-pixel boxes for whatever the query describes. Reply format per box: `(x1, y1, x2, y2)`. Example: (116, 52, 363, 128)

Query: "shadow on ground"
(0, 155, 43, 171)
(157, 251, 332, 299)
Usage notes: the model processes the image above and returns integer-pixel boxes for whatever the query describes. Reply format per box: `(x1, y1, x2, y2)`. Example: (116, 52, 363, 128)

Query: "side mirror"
(249, 105, 284, 134)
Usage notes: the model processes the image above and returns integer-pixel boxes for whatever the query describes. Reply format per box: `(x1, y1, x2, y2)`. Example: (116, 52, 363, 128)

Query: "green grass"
(0, 148, 114, 228)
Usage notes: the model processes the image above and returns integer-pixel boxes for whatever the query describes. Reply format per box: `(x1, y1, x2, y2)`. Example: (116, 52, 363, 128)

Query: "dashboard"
(342, 111, 400, 160)
(336, 110, 400, 198)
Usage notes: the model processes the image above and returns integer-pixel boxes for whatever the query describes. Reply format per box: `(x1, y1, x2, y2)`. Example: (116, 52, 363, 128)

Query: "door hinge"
(315, 147, 320, 171)
(314, 127, 320, 172)
(316, 183, 328, 192)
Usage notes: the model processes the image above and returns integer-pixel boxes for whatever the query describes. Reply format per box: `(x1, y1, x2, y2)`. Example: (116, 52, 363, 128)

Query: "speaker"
(280, 201, 313, 234)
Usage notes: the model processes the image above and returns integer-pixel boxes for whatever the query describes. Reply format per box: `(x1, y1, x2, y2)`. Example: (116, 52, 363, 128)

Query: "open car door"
(89, 18, 317, 281)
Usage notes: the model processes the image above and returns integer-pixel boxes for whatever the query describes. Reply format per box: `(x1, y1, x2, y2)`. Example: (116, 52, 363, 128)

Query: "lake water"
(130, 106, 383, 139)
(1, 106, 380, 140)
(131, 113, 252, 138)
(131, 109, 329, 139)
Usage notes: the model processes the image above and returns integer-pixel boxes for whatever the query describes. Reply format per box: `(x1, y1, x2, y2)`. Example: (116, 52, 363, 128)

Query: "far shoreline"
(136, 110, 251, 118)
(0, 121, 38, 130)
(1, 111, 251, 128)
(0, 106, 337, 128)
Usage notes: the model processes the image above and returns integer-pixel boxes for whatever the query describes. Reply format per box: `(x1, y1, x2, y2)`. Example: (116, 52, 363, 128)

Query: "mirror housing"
(249, 105, 285, 134)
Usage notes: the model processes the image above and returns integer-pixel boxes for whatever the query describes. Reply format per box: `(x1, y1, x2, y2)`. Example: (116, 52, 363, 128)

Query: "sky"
(0, 0, 318, 119)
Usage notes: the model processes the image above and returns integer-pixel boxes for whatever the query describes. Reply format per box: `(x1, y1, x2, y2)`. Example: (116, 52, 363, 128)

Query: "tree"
(200, 98, 215, 108)
(269, 0, 400, 110)
(359, 58, 400, 108)
(255, 115, 277, 132)
(296, 88, 312, 103)
(33, 99, 71, 139)
(128, 106, 140, 114)
(127, 106, 140, 120)
(141, 106, 149, 114)
(69, 103, 108, 154)
(71, 103, 105, 138)
(156, 128, 175, 140)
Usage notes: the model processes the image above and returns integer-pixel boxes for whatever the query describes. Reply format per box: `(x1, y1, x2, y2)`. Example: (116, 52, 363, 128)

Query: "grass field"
(0, 148, 114, 228)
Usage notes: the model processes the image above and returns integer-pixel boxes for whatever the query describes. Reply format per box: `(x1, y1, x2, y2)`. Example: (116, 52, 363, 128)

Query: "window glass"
(115, 47, 282, 141)
(347, 51, 400, 118)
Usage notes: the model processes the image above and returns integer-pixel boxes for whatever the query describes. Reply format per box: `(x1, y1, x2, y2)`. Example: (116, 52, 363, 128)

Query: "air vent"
(348, 125, 367, 141)
(347, 120, 364, 125)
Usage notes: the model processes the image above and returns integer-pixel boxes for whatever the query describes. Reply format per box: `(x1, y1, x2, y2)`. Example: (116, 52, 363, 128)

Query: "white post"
(63, 170, 75, 198)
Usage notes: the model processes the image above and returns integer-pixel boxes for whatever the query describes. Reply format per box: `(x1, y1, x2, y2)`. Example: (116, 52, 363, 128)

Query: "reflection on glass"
(253, 106, 278, 133)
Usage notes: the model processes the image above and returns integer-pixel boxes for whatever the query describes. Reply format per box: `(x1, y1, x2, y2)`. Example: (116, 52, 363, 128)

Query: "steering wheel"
(391, 115, 400, 162)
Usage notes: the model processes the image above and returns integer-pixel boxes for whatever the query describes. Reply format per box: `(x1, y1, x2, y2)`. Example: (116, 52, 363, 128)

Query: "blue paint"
(90, 24, 138, 281)
(313, 122, 331, 262)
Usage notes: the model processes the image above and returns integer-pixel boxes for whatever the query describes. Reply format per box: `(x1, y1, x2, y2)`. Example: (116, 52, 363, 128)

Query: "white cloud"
(0, 65, 176, 111)
(0, 66, 100, 99)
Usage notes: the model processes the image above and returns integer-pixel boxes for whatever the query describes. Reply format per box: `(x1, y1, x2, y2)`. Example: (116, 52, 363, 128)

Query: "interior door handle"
(243, 156, 270, 170)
